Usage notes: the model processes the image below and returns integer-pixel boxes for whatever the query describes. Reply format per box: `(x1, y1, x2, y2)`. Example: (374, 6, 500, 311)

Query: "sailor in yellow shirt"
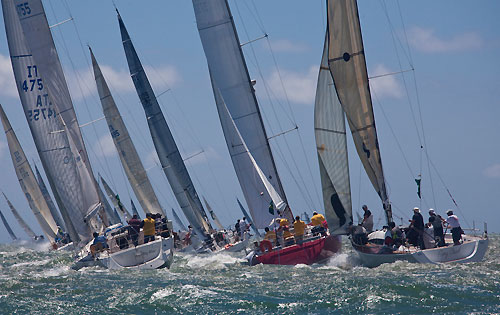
(293, 216, 307, 243)
(279, 218, 289, 228)
(140, 213, 156, 244)
(263, 227, 277, 245)
(310, 212, 326, 226)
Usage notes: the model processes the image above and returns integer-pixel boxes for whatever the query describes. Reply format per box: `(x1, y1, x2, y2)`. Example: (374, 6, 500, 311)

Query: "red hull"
(252, 235, 341, 266)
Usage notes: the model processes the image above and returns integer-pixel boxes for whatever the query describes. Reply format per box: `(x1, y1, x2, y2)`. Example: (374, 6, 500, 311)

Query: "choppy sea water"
(0, 236, 498, 314)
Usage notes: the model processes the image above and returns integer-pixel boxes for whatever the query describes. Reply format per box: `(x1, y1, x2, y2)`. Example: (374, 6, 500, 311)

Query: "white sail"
(100, 175, 132, 221)
(0, 210, 17, 240)
(216, 88, 286, 228)
(171, 208, 187, 232)
(192, 0, 293, 224)
(0, 104, 58, 242)
(118, 12, 211, 237)
(202, 196, 224, 231)
(2, 0, 98, 244)
(34, 164, 65, 230)
(97, 183, 121, 225)
(314, 34, 352, 235)
(2, 192, 36, 239)
(236, 198, 261, 237)
(327, 0, 392, 223)
(90, 48, 164, 217)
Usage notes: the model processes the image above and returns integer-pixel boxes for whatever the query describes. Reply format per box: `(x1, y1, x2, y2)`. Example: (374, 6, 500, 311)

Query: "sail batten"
(118, 12, 211, 237)
(327, 0, 392, 223)
(90, 48, 164, 217)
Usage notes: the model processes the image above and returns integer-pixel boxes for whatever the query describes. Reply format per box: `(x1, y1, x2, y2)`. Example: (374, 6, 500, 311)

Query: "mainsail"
(100, 175, 132, 221)
(0, 104, 58, 242)
(90, 48, 164, 216)
(34, 164, 65, 230)
(202, 196, 224, 231)
(0, 210, 17, 240)
(3, 0, 99, 244)
(216, 88, 286, 228)
(314, 34, 352, 235)
(192, 0, 292, 227)
(2, 192, 36, 239)
(118, 12, 211, 237)
(237, 198, 261, 237)
(171, 208, 187, 232)
(327, 0, 392, 223)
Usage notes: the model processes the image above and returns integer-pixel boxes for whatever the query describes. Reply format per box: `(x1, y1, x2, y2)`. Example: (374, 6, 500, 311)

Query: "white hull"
(222, 238, 250, 253)
(73, 236, 174, 270)
(355, 236, 488, 268)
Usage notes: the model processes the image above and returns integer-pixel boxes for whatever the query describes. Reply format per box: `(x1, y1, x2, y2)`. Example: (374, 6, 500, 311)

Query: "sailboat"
(0, 104, 60, 244)
(117, 11, 216, 252)
(2, 192, 38, 241)
(74, 49, 175, 270)
(192, 0, 341, 265)
(2, 0, 106, 247)
(322, 0, 488, 267)
(0, 209, 17, 241)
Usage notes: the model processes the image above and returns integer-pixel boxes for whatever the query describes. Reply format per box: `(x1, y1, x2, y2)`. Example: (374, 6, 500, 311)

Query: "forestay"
(0, 105, 57, 242)
(90, 49, 164, 216)
(314, 34, 352, 235)
(118, 13, 211, 237)
(192, 0, 291, 226)
(327, 0, 392, 223)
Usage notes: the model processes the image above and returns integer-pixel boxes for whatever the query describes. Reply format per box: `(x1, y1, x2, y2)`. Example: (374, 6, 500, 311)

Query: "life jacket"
(143, 218, 156, 236)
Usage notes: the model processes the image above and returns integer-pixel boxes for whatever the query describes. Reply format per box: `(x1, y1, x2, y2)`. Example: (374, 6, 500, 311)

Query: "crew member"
(140, 213, 156, 244)
(446, 210, 462, 245)
(293, 216, 307, 243)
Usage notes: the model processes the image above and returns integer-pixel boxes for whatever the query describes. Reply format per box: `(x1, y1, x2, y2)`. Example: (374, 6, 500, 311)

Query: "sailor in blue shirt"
(92, 232, 109, 248)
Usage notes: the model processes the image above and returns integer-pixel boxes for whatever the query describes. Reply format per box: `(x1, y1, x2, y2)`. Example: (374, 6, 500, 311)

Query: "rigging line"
(378, 1, 440, 210)
(47, 0, 115, 189)
(234, 2, 319, 210)
(371, 89, 414, 177)
(263, 36, 323, 205)
(384, 0, 436, 208)
(245, 0, 266, 34)
(424, 151, 472, 229)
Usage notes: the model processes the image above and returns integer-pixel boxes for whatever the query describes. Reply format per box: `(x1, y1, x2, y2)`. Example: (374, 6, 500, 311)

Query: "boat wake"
(184, 252, 246, 270)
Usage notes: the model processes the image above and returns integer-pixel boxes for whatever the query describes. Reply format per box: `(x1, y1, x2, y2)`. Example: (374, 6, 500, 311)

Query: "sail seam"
(197, 19, 231, 31)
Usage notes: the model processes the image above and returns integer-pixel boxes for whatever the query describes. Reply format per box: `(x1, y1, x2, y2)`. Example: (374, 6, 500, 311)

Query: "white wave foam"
(10, 258, 52, 268)
(185, 253, 245, 269)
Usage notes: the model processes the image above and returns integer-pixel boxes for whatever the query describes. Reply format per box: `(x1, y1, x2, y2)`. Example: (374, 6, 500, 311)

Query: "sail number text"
(21, 65, 58, 122)
(16, 2, 31, 16)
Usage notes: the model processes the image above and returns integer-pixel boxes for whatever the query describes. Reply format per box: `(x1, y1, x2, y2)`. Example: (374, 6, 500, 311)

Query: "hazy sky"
(0, 0, 498, 243)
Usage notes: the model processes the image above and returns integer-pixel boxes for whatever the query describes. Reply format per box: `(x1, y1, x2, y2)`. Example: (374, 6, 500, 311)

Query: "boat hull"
(72, 236, 174, 270)
(249, 235, 341, 266)
(354, 237, 488, 268)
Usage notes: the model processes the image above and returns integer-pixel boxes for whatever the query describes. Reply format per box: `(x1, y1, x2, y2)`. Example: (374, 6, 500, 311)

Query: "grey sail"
(314, 33, 352, 235)
(192, 0, 293, 225)
(90, 48, 164, 217)
(237, 198, 261, 237)
(3, 0, 97, 244)
(0, 210, 17, 240)
(34, 164, 65, 230)
(172, 208, 187, 232)
(202, 196, 224, 231)
(215, 86, 286, 228)
(100, 175, 132, 221)
(98, 183, 121, 225)
(327, 0, 391, 223)
(118, 12, 210, 237)
(131, 200, 140, 219)
(2, 192, 36, 239)
(0, 104, 58, 242)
